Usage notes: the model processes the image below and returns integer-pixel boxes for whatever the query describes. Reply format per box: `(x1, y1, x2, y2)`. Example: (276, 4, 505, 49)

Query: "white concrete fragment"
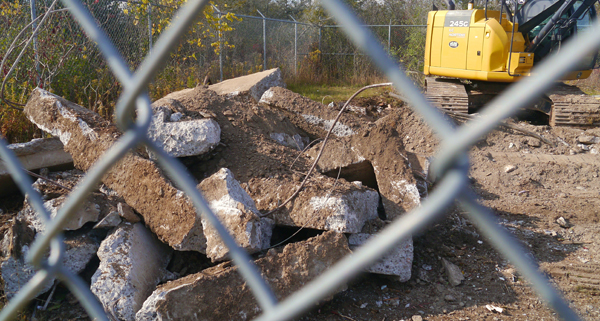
(301, 114, 356, 137)
(0, 138, 72, 176)
(577, 135, 600, 144)
(390, 180, 421, 207)
(199, 168, 273, 262)
(269, 132, 307, 150)
(504, 165, 517, 173)
(0, 138, 73, 196)
(209, 68, 286, 102)
(348, 233, 413, 282)
(147, 106, 220, 158)
(309, 190, 379, 233)
(19, 195, 100, 233)
(1, 230, 100, 300)
(91, 223, 172, 321)
(442, 258, 464, 286)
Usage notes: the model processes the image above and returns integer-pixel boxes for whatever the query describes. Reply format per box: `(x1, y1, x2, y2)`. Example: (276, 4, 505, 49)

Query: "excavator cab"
(520, 0, 597, 70)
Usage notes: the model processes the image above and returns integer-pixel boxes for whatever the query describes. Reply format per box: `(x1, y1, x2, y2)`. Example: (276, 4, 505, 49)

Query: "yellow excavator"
(423, 0, 600, 126)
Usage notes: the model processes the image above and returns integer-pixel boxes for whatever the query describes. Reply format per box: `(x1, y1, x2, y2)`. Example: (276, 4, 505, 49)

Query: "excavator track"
(425, 76, 600, 127)
(424, 77, 469, 114)
(548, 84, 600, 127)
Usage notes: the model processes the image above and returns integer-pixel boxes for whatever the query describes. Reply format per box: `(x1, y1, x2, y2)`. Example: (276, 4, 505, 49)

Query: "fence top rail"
(323, 24, 427, 28)
(215, 11, 315, 27)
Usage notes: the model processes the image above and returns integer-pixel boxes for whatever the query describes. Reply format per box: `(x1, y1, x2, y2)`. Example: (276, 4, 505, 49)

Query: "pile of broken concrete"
(0, 69, 431, 320)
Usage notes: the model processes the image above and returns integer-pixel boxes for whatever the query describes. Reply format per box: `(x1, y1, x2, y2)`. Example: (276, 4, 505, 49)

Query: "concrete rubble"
(348, 233, 413, 282)
(146, 105, 220, 158)
(442, 258, 464, 286)
(249, 175, 379, 233)
(91, 223, 172, 321)
(0, 70, 431, 318)
(260, 86, 363, 137)
(19, 195, 100, 233)
(198, 168, 273, 262)
(136, 231, 350, 321)
(303, 112, 422, 220)
(0, 137, 73, 196)
(24, 88, 209, 253)
(209, 68, 286, 102)
(0, 219, 102, 299)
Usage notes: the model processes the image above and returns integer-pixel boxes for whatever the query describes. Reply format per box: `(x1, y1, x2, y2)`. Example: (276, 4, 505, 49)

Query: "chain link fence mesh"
(1, 0, 600, 320)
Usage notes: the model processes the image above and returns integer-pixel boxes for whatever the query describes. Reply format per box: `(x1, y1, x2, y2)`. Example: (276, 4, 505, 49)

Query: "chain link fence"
(2, 0, 600, 320)
(1, 0, 426, 141)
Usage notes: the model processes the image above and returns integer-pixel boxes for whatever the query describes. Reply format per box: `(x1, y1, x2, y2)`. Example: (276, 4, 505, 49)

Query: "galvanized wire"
(1, 0, 599, 320)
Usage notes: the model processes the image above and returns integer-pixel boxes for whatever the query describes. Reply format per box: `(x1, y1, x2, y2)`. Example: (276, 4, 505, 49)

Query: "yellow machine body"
(423, 9, 592, 82)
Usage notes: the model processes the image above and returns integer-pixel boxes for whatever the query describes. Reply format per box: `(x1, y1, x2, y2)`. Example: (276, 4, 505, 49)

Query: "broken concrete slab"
(248, 175, 379, 233)
(24, 89, 208, 252)
(1, 221, 101, 300)
(18, 195, 100, 233)
(147, 106, 220, 158)
(136, 231, 350, 321)
(209, 68, 286, 102)
(0, 138, 73, 196)
(259, 86, 364, 138)
(198, 168, 273, 262)
(0, 137, 72, 176)
(91, 223, 172, 321)
(305, 112, 421, 220)
(348, 233, 413, 282)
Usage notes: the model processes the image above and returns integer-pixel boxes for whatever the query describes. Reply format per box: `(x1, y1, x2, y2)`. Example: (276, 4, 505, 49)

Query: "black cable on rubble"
(260, 82, 393, 217)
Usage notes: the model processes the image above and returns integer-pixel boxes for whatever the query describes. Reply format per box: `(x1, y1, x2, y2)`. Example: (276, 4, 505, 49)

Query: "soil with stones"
(1, 85, 600, 321)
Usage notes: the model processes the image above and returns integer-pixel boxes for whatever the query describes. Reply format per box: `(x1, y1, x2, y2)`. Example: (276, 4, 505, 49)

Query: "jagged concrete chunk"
(91, 223, 172, 321)
(118, 202, 141, 223)
(259, 87, 363, 138)
(1, 221, 101, 300)
(305, 112, 421, 220)
(209, 68, 286, 102)
(198, 168, 273, 262)
(0, 138, 73, 196)
(442, 258, 464, 286)
(249, 175, 379, 233)
(19, 195, 100, 233)
(348, 233, 413, 282)
(24, 88, 207, 252)
(136, 231, 350, 321)
(147, 106, 220, 158)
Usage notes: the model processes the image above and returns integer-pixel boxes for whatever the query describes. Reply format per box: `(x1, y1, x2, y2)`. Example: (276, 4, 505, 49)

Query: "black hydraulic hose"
(507, 12, 520, 77)
(485, 0, 489, 20)
(445, 0, 455, 10)
(503, 0, 513, 22)
(526, 0, 578, 52)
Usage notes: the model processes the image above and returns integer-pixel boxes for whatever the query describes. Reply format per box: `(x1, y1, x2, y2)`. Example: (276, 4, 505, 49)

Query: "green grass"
(286, 83, 390, 105)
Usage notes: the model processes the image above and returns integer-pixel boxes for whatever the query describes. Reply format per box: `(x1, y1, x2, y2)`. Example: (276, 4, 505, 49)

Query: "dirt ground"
(1, 86, 600, 320)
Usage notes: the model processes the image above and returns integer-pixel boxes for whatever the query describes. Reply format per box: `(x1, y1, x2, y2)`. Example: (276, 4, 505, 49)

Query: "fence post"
(29, 0, 41, 86)
(290, 15, 297, 76)
(318, 26, 322, 52)
(257, 10, 266, 71)
(388, 20, 391, 54)
(213, 5, 223, 82)
(147, 4, 152, 53)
